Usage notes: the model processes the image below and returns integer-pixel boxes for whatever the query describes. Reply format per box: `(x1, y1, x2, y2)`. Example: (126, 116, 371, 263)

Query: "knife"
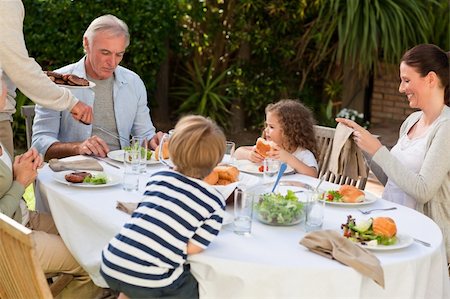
(89, 155, 121, 169)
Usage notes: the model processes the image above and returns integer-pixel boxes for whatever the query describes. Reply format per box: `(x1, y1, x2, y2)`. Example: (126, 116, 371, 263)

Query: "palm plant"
(311, 0, 434, 78)
(170, 61, 233, 128)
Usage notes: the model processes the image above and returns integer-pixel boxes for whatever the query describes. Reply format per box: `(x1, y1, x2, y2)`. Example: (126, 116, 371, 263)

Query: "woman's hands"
(13, 148, 43, 188)
(336, 118, 382, 156)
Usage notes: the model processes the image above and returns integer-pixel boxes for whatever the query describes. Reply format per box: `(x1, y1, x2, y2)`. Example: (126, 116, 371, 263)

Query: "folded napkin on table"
(116, 202, 138, 215)
(299, 230, 384, 288)
(328, 123, 368, 181)
(49, 158, 103, 172)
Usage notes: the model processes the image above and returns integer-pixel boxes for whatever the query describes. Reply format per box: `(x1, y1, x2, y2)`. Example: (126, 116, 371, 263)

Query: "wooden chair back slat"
(314, 125, 368, 190)
(0, 213, 53, 299)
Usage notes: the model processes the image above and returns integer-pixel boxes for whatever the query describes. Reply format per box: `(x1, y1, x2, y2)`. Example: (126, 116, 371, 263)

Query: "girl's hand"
(248, 145, 265, 163)
(336, 118, 382, 156)
(267, 143, 290, 163)
(13, 153, 37, 187)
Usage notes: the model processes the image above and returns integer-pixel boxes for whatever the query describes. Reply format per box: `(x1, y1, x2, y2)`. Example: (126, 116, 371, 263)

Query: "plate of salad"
(341, 215, 413, 251)
(53, 171, 121, 188)
(107, 149, 159, 165)
(254, 190, 304, 226)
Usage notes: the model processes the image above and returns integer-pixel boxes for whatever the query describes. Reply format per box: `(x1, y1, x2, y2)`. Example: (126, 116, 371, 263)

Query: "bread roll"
(255, 137, 272, 158)
(338, 185, 365, 203)
(154, 142, 169, 161)
(203, 169, 219, 185)
(215, 165, 239, 182)
(372, 217, 397, 237)
(204, 165, 239, 185)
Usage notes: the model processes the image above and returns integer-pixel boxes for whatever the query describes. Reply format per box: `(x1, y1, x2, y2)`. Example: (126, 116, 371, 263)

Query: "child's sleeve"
(190, 212, 224, 249)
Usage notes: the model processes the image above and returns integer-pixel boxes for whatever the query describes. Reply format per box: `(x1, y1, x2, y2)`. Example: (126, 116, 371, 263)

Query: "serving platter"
(57, 80, 96, 89)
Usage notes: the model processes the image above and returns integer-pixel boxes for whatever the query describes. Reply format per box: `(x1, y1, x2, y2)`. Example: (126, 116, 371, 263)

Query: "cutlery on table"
(413, 238, 431, 247)
(91, 124, 130, 144)
(271, 163, 288, 193)
(358, 207, 397, 215)
(89, 155, 121, 169)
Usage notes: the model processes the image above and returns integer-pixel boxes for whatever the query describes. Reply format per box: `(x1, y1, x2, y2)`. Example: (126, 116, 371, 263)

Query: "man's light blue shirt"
(31, 57, 156, 155)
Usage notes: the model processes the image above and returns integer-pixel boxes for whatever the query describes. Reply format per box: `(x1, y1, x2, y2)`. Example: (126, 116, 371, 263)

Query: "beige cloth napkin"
(328, 123, 368, 181)
(48, 158, 103, 172)
(116, 202, 138, 215)
(300, 230, 384, 288)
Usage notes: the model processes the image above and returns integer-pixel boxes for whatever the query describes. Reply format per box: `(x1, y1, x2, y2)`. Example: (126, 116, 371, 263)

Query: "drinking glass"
(224, 141, 236, 165)
(131, 136, 148, 174)
(158, 133, 173, 168)
(263, 158, 281, 184)
(305, 191, 325, 232)
(233, 189, 255, 235)
(123, 149, 140, 191)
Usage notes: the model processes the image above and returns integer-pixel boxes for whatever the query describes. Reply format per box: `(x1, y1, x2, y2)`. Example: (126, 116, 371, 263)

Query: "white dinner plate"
(358, 233, 413, 251)
(107, 149, 160, 165)
(57, 80, 96, 89)
(53, 170, 121, 188)
(235, 160, 294, 176)
(320, 191, 377, 206)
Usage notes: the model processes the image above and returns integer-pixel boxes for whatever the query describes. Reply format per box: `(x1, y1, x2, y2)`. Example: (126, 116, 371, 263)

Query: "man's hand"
(70, 101, 93, 124)
(77, 135, 109, 157)
(149, 131, 165, 150)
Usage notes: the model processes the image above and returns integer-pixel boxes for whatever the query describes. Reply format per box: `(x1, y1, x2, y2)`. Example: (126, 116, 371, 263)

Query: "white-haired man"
(32, 14, 163, 160)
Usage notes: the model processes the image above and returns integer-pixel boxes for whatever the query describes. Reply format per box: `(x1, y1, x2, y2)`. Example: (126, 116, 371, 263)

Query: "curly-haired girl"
(235, 99, 318, 177)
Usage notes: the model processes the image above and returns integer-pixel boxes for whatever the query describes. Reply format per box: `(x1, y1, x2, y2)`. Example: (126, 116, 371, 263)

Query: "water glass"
(305, 191, 325, 232)
(224, 141, 236, 165)
(123, 150, 140, 191)
(233, 189, 255, 235)
(263, 158, 281, 184)
(131, 136, 148, 174)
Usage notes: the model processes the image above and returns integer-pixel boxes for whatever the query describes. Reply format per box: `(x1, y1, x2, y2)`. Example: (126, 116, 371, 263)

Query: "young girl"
(100, 115, 227, 299)
(235, 99, 318, 177)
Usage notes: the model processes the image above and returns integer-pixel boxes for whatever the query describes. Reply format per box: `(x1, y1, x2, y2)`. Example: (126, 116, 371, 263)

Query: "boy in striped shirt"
(100, 115, 226, 298)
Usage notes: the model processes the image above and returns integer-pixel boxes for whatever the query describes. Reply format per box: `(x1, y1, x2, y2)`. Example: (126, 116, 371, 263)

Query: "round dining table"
(35, 156, 449, 298)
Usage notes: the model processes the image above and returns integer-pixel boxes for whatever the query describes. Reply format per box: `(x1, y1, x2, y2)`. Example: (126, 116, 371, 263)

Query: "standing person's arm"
(0, 0, 92, 123)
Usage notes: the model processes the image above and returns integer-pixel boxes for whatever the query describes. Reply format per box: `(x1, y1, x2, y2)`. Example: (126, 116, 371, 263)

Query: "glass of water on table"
(233, 188, 256, 235)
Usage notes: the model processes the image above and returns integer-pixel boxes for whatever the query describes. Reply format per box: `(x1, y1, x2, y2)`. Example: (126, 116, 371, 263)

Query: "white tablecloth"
(36, 156, 449, 298)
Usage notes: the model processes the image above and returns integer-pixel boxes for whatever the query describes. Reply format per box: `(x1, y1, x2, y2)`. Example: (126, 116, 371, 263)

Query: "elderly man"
(32, 14, 162, 160)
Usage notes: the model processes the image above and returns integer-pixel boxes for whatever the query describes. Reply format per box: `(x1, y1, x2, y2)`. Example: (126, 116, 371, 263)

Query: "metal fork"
(92, 124, 129, 144)
(358, 207, 397, 215)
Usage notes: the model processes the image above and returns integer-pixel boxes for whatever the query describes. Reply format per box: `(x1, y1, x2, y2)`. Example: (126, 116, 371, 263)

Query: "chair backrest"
(20, 105, 36, 149)
(0, 213, 53, 299)
(314, 125, 368, 190)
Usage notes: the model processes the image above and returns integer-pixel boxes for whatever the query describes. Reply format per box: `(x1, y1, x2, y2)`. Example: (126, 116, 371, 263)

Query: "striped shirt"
(101, 170, 225, 288)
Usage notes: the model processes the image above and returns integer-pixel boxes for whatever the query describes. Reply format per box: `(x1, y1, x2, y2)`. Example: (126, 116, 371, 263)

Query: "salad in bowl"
(255, 190, 304, 226)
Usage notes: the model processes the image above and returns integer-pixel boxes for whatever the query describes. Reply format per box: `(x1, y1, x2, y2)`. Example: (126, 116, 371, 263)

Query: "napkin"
(49, 158, 103, 172)
(299, 230, 385, 288)
(328, 123, 368, 181)
(116, 201, 138, 215)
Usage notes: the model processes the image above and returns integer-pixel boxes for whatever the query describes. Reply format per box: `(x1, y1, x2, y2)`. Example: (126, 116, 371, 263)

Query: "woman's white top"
(383, 118, 440, 209)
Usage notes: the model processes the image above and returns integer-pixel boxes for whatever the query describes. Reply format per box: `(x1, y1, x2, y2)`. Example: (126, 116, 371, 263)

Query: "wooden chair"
(0, 213, 74, 298)
(20, 104, 36, 149)
(314, 125, 368, 190)
(0, 213, 53, 298)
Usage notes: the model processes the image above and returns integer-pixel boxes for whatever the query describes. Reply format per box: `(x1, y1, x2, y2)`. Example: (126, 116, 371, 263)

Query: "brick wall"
(371, 63, 416, 124)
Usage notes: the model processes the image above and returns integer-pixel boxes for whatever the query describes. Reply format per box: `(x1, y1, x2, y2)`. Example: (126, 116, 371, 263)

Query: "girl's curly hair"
(265, 99, 318, 158)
